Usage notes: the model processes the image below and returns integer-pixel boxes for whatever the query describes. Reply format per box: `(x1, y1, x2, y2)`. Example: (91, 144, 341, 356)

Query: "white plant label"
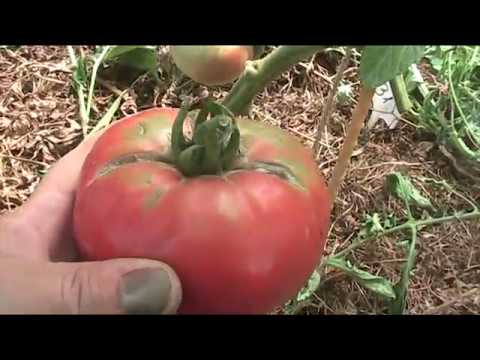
(367, 82, 401, 130)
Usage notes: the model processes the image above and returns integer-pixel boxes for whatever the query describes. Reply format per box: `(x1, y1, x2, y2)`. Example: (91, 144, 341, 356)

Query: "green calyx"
(171, 99, 241, 177)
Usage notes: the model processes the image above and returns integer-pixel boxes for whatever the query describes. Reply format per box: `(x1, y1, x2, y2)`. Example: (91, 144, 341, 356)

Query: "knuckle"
(60, 266, 92, 314)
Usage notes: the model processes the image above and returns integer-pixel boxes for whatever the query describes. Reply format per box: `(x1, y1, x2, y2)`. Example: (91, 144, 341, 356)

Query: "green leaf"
(383, 213, 399, 229)
(193, 104, 210, 130)
(171, 100, 193, 161)
(430, 58, 443, 72)
(193, 116, 223, 174)
(389, 228, 417, 314)
(204, 99, 235, 118)
(336, 82, 354, 105)
(385, 172, 434, 210)
(358, 213, 384, 238)
(104, 46, 150, 61)
(221, 125, 240, 170)
(326, 257, 396, 299)
(403, 64, 427, 95)
(360, 46, 425, 89)
(178, 145, 206, 177)
(113, 47, 158, 75)
(296, 270, 321, 302)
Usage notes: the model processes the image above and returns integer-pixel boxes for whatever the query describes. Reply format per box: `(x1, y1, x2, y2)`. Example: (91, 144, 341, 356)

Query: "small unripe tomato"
(170, 45, 254, 86)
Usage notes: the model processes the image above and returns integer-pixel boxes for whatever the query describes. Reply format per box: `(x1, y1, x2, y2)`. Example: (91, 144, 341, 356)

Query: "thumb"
(0, 257, 182, 314)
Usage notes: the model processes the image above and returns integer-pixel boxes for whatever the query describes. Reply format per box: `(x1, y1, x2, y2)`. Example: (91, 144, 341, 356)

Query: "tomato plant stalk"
(223, 46, 327, 115)
(390, 74, 413, 113)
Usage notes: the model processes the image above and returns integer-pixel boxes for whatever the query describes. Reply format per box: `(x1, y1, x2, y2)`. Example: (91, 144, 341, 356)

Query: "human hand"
(0, 135, 182, 314)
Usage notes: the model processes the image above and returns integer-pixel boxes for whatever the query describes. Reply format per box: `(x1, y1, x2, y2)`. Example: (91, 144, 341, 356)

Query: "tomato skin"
(170, 46, 254, 86)
(73, 108, 331, 314)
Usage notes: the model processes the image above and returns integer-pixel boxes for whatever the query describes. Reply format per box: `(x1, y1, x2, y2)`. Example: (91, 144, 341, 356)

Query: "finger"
(0, 257, 182, 314)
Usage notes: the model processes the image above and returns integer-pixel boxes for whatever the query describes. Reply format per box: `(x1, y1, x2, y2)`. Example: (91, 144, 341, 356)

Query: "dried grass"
(1, 46, 478, 314)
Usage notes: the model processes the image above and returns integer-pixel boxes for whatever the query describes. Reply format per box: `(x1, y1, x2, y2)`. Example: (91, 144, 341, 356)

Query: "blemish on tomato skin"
(246, 256, 275, 280)
(122, 114, 174, 143)
(144, 173, 154, 185)
(216, 191, 240, 223)
(144, 188, 165, 209)
(137, 123, 146, 136)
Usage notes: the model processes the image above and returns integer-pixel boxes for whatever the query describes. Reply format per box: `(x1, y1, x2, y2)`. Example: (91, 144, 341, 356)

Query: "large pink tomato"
(170, 46, 254, 86)
(73, 107, 331, 314)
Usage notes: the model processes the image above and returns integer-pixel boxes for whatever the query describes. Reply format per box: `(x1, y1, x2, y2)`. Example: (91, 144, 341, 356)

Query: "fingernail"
(120, 268, 172, 314)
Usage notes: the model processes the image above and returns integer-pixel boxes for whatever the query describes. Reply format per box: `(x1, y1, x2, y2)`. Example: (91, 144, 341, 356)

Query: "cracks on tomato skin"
(95, 152, 174, 179)
(93, 152, 305, 193)
(232, 161, 306, 191)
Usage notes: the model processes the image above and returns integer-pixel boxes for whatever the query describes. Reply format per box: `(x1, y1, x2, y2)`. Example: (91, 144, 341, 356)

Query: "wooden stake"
(328, 86, 375, 201)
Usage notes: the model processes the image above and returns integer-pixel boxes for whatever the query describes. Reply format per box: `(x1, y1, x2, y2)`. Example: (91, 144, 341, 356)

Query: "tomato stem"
(223, 46, 328, 115)
(389, 74, 413, 113)
(171, 102, 192, 164)
(171, 100, 241, 177)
